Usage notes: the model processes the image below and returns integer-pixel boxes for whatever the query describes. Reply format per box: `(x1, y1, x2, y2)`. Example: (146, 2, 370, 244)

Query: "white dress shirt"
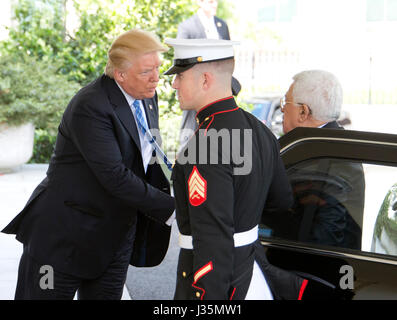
(197, 9, 220, 39)
(115, 81, 153, 173)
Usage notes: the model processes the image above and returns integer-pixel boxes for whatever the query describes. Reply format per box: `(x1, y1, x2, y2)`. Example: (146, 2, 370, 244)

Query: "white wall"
(0, 0, 12, 41)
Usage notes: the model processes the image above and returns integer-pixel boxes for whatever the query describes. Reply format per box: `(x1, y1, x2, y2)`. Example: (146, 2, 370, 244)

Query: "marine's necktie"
(132, 100, 173, 171)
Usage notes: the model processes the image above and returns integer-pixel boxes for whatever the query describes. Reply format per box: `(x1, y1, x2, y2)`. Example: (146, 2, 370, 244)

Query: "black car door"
(261, 127, 397, 299)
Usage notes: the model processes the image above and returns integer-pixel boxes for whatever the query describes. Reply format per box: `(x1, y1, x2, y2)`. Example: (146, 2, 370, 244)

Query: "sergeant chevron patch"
(188, 166, 207, 206)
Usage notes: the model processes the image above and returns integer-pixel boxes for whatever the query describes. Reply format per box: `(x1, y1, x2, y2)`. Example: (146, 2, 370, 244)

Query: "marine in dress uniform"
(164, 39, 309, 300)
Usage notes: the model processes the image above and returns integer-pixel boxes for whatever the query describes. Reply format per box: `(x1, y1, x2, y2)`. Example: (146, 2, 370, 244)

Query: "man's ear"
(202, 72, 213, 91)
(114, 69, 125, 83)
(298, 104, 311, 122)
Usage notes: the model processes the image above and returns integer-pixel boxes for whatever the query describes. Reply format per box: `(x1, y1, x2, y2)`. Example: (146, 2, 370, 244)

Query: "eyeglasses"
(280, 96, 304, 111)
(280, 96, 311, 114)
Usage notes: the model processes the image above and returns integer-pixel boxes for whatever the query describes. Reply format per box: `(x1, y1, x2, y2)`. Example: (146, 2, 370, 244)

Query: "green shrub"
(0, 53, 80, 162)
(0, 54, 80, 132)
(29, 129, 57, 164)
(1, 0, 199, 162)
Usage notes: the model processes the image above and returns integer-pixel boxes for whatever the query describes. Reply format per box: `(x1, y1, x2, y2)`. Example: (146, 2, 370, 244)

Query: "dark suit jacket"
(323, 121, 342, 129)
(177, 14, 230, 40)
(2, 74, 175, 279)
(312, 121, 365, 249)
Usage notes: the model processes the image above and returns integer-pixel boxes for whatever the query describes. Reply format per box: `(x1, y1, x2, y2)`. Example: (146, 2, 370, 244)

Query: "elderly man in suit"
(2, 29, 175, 300)
(281, 70, 345, 133)
(280, 70, 365, 249)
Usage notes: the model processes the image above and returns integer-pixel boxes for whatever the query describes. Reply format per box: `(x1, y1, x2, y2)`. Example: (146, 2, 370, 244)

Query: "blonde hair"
(105, 29, 167, 77)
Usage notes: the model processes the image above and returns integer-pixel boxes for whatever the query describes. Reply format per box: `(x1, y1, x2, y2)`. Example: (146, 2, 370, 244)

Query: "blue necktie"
(132, 100, 173, 171)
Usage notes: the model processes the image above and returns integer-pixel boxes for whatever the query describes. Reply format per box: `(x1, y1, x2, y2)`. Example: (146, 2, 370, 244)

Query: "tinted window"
(258, 2, 276, 22)
(367, 0, 384, 21)
(257, 0, 297, 22)
(387, 0, 397, 20)
(261, 158, 397, 259)
(279, 0, 297, 22)
(366, 0, 397, 21)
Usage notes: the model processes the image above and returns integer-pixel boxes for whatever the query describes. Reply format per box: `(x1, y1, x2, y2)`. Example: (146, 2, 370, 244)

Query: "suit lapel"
(142, 99, 154, 130)
(214, 17, 223, 35)
(104, 75, 142, 152)
(142, 98, 163, 149)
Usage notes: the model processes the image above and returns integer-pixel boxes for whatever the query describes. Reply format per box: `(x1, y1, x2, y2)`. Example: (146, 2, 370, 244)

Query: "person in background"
(177, 0, 230, 40)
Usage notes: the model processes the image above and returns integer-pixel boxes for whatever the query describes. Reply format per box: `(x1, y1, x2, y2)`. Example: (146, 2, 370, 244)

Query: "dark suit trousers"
(15, 224, 136, 300)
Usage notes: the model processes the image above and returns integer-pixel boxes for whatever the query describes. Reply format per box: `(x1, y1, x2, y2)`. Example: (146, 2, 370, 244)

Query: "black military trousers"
(14, 225, 136, 300)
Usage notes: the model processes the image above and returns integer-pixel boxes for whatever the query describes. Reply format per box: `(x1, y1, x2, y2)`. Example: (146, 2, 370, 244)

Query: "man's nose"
(172, 78, 178, 89)
(152, 70, 159, 82)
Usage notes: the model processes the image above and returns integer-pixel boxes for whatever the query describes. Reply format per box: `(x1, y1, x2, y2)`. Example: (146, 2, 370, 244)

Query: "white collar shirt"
(197, 9, 220, 39)
(115, 81, 153, 172)
(318, 123, 328, 128)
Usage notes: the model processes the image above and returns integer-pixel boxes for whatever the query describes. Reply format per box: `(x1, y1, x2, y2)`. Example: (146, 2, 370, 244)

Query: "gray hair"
(291, 70, 343, 122)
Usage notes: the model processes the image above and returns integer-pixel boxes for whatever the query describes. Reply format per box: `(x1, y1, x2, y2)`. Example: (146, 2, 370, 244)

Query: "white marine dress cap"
(164, 38, 240, 75)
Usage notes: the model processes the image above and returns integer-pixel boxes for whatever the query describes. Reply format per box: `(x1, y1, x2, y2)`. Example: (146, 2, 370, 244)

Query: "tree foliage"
(0, 53, 80, 132)
(1, 0, 236, 86)
(2, 0, 196, 106)
(1, 0, 198, 160)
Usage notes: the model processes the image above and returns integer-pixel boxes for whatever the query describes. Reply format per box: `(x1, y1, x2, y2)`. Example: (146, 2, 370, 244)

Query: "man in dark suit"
(280, 70, 365, 249)
(2, 29, 175, 300)
(177, 0, 241, 151)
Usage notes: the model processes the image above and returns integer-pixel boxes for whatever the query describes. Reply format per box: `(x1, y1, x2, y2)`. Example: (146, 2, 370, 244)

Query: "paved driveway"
(126, 222, 179, 300)
(0, 164, 130, 300)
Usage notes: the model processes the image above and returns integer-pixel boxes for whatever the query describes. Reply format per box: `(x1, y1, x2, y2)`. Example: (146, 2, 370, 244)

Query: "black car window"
(261, 158, 397, 259)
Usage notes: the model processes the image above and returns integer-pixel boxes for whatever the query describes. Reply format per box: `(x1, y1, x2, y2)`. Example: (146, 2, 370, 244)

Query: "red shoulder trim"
(204, 107, 239, 135)
(196, 96, 234, 117)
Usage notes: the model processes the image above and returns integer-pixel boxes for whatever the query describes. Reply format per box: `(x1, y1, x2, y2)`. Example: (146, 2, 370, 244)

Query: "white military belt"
(178, 225, 258, 250)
